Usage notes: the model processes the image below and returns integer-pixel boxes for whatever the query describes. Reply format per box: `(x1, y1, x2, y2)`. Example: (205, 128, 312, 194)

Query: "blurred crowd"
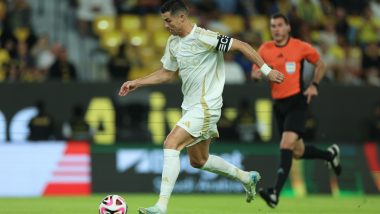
(0, 0, 77, 82)
(0, 0, 379, 86)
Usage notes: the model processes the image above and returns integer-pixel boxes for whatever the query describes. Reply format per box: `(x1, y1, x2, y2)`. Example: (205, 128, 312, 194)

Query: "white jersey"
(161, 24, 233, 110)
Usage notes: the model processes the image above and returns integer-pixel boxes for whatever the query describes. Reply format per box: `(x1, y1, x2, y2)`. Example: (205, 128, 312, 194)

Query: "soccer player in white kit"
(118, 1, 284, 213)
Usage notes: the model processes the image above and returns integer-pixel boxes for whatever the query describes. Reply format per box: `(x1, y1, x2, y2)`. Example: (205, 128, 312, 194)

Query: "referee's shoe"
(258, 188, 278, 208)
(327, 144, 342, 176)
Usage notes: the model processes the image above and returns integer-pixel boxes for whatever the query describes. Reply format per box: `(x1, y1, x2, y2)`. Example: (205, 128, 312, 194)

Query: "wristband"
(312, 81, 319, 90)
(260, 63, 272, 76)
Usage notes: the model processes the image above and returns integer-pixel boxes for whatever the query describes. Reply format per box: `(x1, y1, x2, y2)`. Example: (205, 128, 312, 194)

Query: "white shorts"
(176, 108, 221, 147)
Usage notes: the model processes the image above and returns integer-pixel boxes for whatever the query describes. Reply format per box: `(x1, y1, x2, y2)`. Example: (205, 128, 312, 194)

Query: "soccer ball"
(99, 195, 128, 214)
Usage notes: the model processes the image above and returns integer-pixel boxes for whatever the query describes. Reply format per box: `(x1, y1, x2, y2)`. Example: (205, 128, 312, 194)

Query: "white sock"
(155, 149, 180, 213)
(201, 155, 250, 184)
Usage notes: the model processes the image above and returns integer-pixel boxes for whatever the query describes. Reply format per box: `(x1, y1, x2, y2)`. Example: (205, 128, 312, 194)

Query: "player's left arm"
(303, 58, 326, 104)
(229, 38, 284, 83)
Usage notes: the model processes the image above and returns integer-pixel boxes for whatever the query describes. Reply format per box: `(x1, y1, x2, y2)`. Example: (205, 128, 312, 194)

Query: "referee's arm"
(311, 59, 326, 85)
(303, 59, 326, 103)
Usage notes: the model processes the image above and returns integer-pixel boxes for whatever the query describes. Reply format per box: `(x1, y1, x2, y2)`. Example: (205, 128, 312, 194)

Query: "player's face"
(270, 18, 290, 43)
(161, 12, 184, 36)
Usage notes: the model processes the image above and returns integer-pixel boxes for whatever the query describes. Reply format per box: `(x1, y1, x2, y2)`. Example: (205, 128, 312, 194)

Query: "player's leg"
(293, 139, 341, 176)
(139, 126, 195, 214)
(183, 107, 253, 182)
(187, 139, 251, 184)
(186, 139, 261, 202)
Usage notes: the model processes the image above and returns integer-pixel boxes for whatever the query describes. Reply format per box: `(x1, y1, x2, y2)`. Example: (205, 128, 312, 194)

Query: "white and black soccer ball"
(99, 195, 128, 214)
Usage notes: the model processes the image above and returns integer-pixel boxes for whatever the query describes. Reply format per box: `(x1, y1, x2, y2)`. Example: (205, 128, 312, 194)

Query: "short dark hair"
(160, 0, 188, 15)
(271, 13, 289, 25)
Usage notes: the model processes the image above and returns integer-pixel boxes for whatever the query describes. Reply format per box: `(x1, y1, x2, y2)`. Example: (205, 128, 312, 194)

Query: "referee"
(252, 13, 342, 208)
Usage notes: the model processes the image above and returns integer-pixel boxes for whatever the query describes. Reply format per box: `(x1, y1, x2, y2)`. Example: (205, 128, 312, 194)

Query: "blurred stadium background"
(0, 0, 380, 212)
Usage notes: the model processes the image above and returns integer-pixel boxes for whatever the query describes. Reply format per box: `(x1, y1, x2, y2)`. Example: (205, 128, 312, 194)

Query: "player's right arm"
(118, 68, 178, 96)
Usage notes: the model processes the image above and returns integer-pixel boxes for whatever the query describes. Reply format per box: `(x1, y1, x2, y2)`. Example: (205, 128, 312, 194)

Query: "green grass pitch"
(0, 194, 379, 214)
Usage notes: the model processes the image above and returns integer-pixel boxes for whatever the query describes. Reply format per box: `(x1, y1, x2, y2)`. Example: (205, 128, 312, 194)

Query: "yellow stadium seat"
(13, 27, 30, 42)
(261, 31, 271, 41)
(93, 16, 116, 35)
(350, 46, 362, 59)
(249, 15, 271, 41)
(373, 17, 380, 28)
(139, 47, 162, 70)
(347, 15, 364, 29)
(311, 30, 320, 43)
(0, 49, 10, 64)
(0, 48, 9, 81)
(139, 47, 156, 63)
(153, 30, 170, 50)
(250, 15, 268, 31)
(189, 16, 199, 24)
(100, 31, 124, 55)
(128, 67, 154, 80)
(144, 15, 165, 32)
(0, 1, 6, 19)
(329, 45, 344, 60)
(126, 30, 149, 47)
(119, 15, 142, 34)
(220, 15, 244, 34)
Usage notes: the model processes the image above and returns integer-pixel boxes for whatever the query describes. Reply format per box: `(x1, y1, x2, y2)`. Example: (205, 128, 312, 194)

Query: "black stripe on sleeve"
(216, 35, 232, 52)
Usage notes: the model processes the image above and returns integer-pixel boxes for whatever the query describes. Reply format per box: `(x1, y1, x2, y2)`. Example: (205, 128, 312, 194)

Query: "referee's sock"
(301, 145, 333, 161)
(274, 149, 293, 194)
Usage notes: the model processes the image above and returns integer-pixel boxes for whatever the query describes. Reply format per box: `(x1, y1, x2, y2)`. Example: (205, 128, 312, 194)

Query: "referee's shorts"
(273, 93, 308, 138)
(177, 107, 220, 147)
